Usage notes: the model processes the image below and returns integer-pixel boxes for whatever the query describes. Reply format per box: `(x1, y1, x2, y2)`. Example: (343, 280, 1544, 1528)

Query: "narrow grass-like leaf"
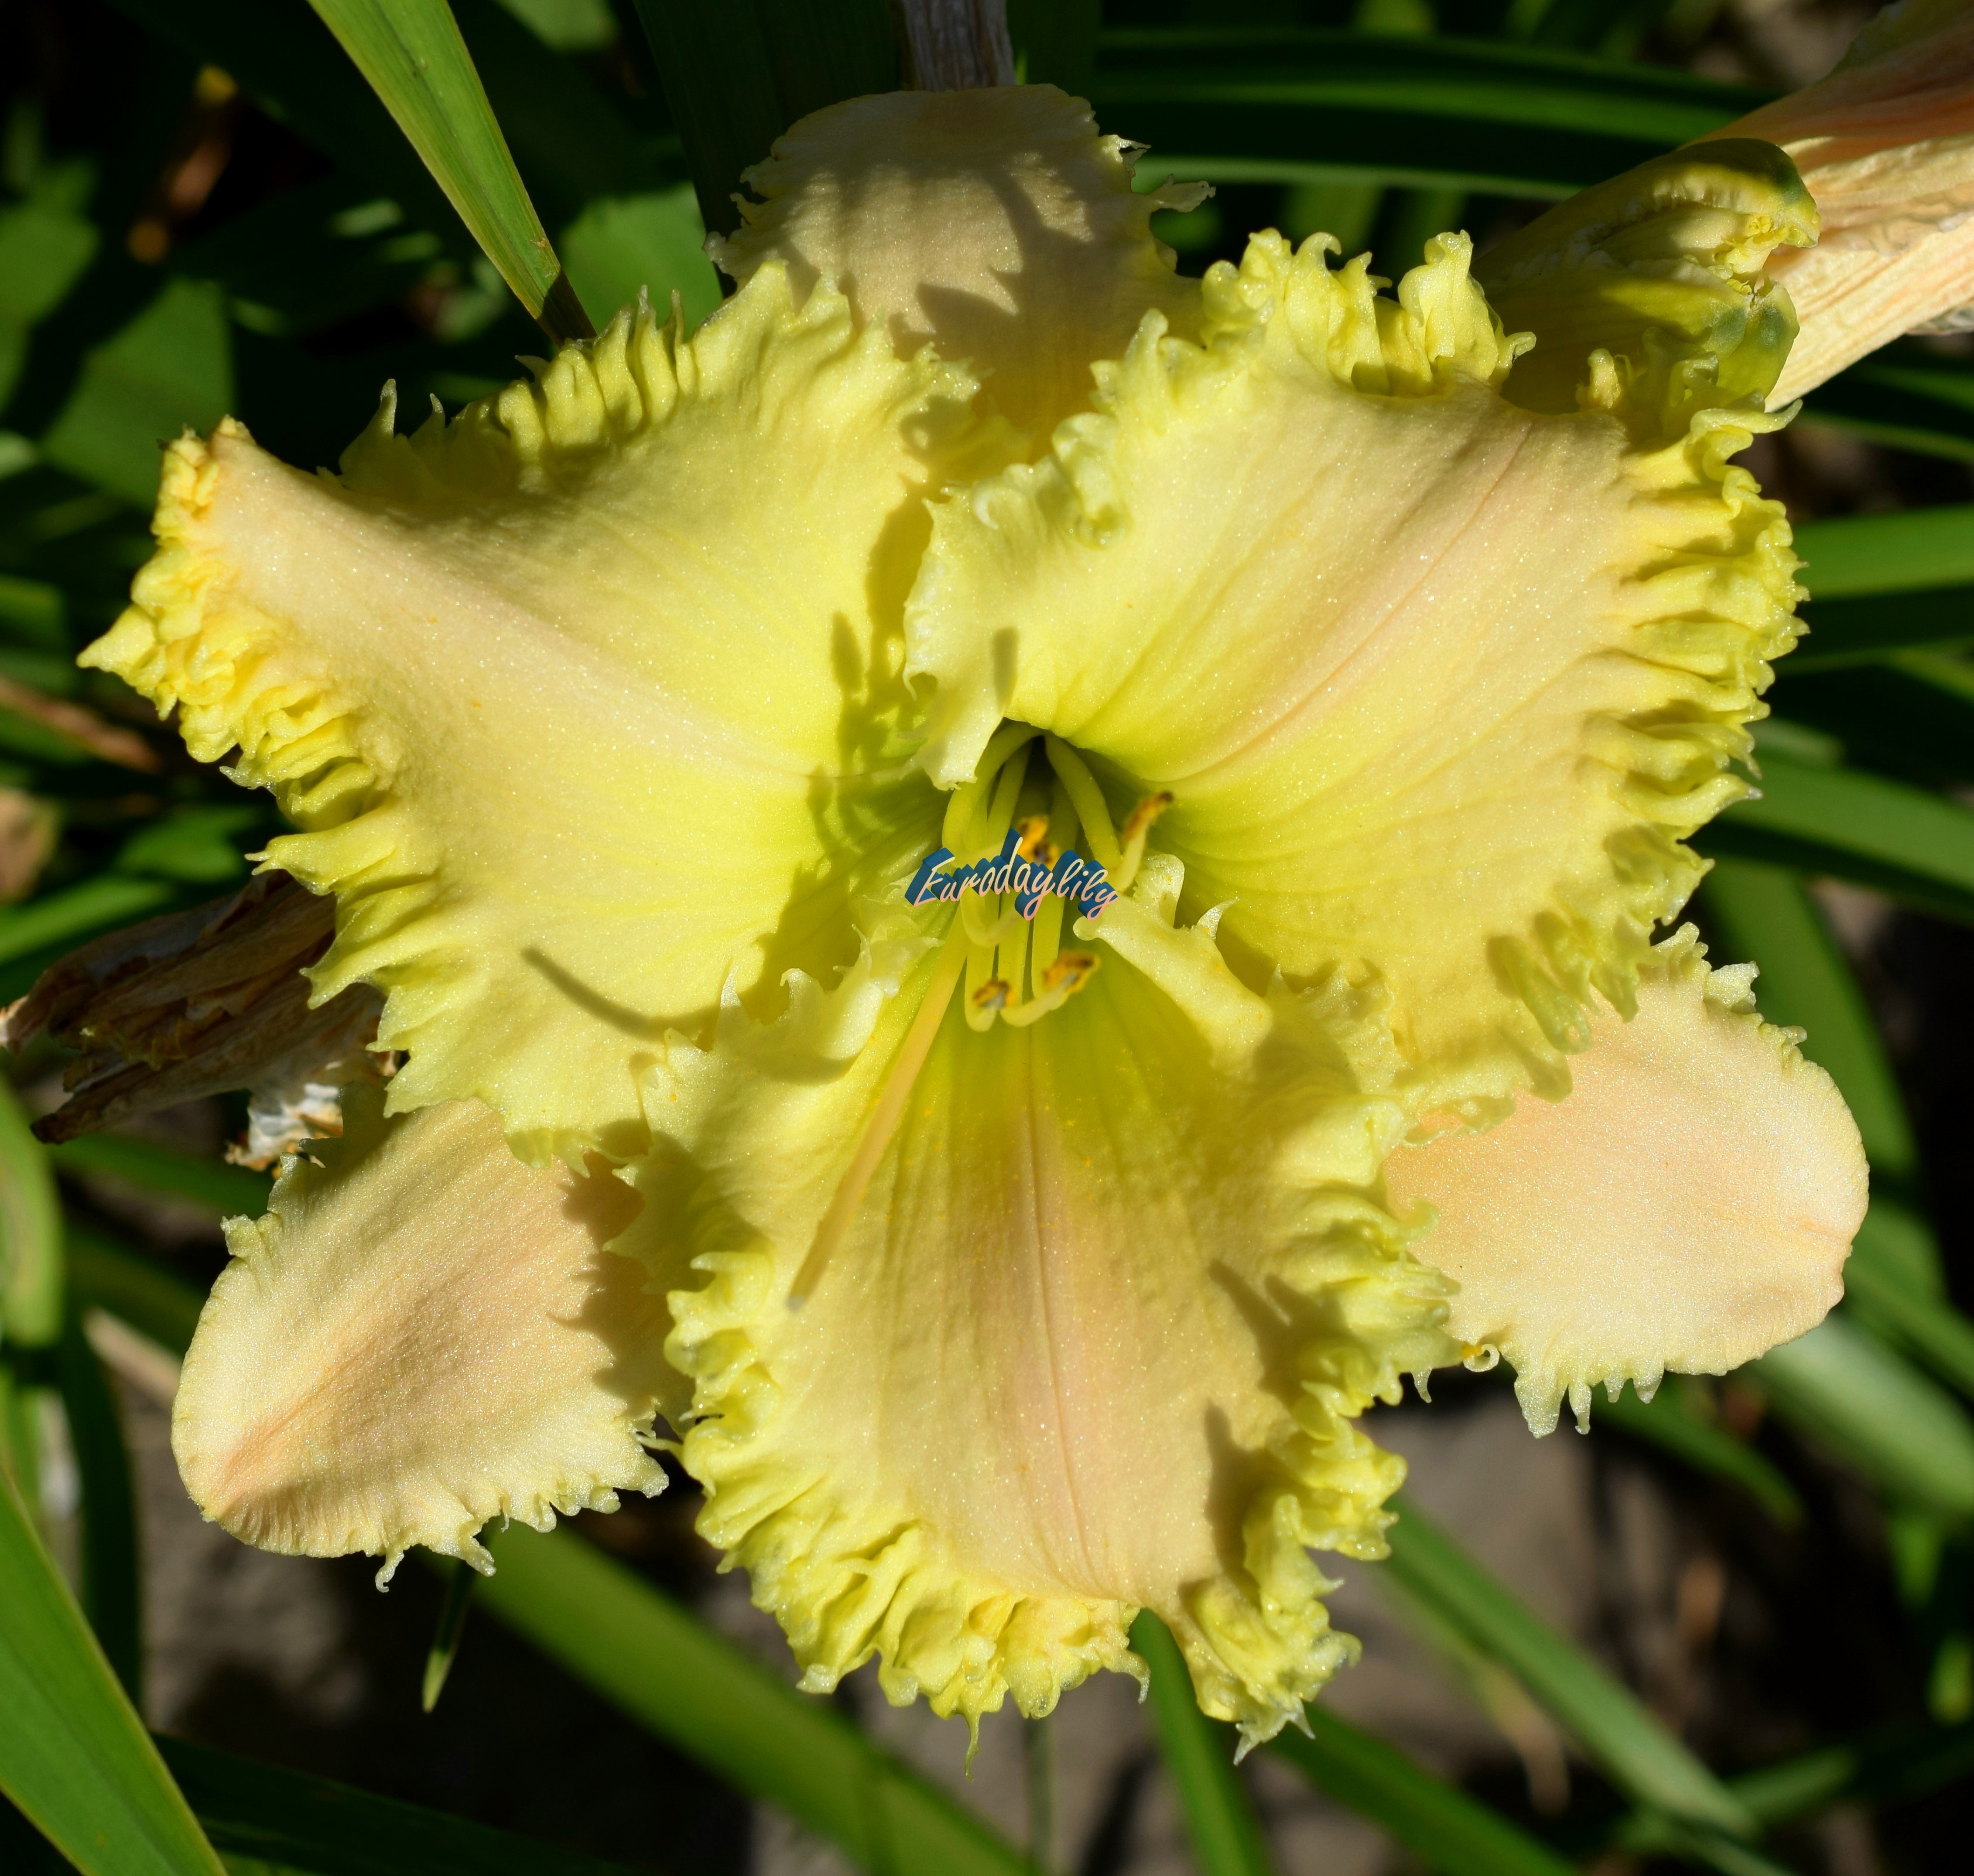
(0, 1080, 61, 1350)
(65, 1224, 205, 1360)
(0, 1464, 225, 1875)
(1090, 28, 1769, 196)
(1794, 507, 1974, 600)
(1384, 1495, 1754, 1832)
(1596, 1384, 1802, 1528)
(421, 1560, 477, 1713)
(1705, 748, 1974, 926)
(1802, 347, 1974, 465)
(1699, 857, 1918, 1179)
(47, 1136, 271, 1218)
(57, 1311, 143, 1699)
(154, 1734, 656, 1876)
(1008, 0, 1099, 91)
(477, 1523, 1031, 1876)
(1756, 1317, 1974, 1522)
(1268, 1705, 1576, 1876)
(1774, 655, 1974, 784)
(307, 0, 591, 341)
(0, 875, 179, 970)
(1783, 588, 1972, 670)
(1131, 1613, 1275, 1876)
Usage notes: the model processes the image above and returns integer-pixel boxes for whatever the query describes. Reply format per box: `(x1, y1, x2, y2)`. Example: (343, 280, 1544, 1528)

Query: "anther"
(1121, 792, 1174, 845)
(971, 978, 1011, 1014)
(1042, 951, 1099, 996)
(1014, 815, 1049, 861)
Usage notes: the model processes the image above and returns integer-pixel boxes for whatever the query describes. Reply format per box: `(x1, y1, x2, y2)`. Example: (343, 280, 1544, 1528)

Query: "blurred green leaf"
(1757, 1316, 1974, 1522)
(0, 574, 66, 649)
(57, 1309, 143, 1699)
(0, 1463, 225, 1875)
(1801, 345, 1974, 465)
(559, 186, 721, 331)
(1596, 1382, 1802, 1528)
(0, 191, 100, 413)
(490, 0, 618, 52)
(478, 1522, 1030, 1876)
(627, 0, 898, 237)
(1132, 1613, 1275, 1876)
(39, 278, 234, 505)
(155, 1733, 658, 1876)
(1795, 506, 1974, 601)
(47, 1135, 272, 1218)
(0, 1078, 61, 1350)
(1269, 1705, 1576, 1876)
(0, 875, 179, 970)
(66, 1222, 204, 1358)
(1773, 653, 1974, 785)
(1845, 1204, 1974, 1405)
(1008, 0, 1099, 92)
(1090, 29, 1771, 197)
(420, 1560, 476, 1713)
(1384, 1495, 1754, 1832)
(1699, 856, 1918, 1180)
(1706, 746, 1974, 926)
(308, 0, 590, 341)
(116, 804, 259, 884)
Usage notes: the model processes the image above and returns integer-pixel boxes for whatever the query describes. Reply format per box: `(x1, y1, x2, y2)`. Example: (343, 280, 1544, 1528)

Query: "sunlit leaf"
(0, 189, 100, 413)
(1132, 1614, 1275, 1876)
(477, 1522, 1031, 1876)
(65, 1223, 204, 1360)
(0, 1079, 61, 1352)
(1384, 1496, 1755, 1833)
(559, 186, 720, 331)
(0, 878, 181, 982)
(307, 0, 590, 340)
(0, 1464, 225, 1875)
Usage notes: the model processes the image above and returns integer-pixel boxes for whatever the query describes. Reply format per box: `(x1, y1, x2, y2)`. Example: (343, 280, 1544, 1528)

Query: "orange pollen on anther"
(1121, 790, 1175, 845)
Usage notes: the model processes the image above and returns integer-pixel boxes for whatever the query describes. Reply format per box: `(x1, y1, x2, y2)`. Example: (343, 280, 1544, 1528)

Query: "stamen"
(1014, 815, 1049, 861)
(788, 927, 969, 1309)
(971, 977, 1011, 1014)
(1110, 790, 1175, 893)
(942, 721, 1041, 858)
(999, 950, 1100, 1028)
(1042, 735, 1124, 873)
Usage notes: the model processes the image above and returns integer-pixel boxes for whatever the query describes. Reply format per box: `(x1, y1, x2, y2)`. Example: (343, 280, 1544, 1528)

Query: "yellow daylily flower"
(1702, 0, 1974, 403)
(89, 87, 1866, 1749)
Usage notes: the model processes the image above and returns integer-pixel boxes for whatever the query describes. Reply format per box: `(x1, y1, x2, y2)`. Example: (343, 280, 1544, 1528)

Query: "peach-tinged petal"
(172, 1092, 674, 1573)
(1383, 927, 1866, 1436)
(711, 85, 1207, 438)
(1698, 0, 1974, 400)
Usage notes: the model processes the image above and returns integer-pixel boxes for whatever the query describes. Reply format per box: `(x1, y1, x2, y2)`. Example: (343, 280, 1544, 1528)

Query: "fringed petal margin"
(1383, 925, 1866, 1436)
(626, 869, 1455, 1750)
(84, 265, 963, 1162)
(173, 1091, 674, 1576)
(907, 218, 1804, 1127)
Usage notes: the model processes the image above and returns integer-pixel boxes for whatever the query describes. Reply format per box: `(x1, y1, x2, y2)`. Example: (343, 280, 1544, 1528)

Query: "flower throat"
(918, 722, 1169, 1034)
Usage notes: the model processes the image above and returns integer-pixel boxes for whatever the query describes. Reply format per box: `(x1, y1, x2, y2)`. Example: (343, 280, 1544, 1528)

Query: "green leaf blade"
(1384, 1496, 1753, 1833)
(0, 1466, 225, 1876)
(1131, 1613, 1276, 1876)
(477, 1524, 1029, 1876)
(307, 0, 589, 339)
(1269, 1706, 1576, 1876)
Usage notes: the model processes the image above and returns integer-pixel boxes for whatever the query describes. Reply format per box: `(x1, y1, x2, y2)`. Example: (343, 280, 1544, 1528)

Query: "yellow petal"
(1698, 0, 1974, 400)
(711, 85, 1208, 438)
(1382, 926, 1866, 1437)
(173, 1092, 674, 1573)
(908, 230, 1799, 1124)
(639, 864, 1455, 1751)
(86, 268, 960, 1160)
